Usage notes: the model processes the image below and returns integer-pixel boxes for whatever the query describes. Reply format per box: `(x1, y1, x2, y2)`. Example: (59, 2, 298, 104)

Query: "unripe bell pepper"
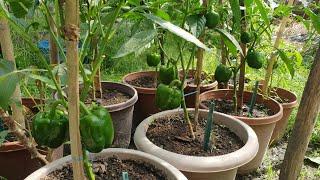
(159, 66, 177, 85)
(80, 105, 114, 153)
(155, 81, 182, 110)
(146, 53, 160, 67)
(32, 108, 68, 149)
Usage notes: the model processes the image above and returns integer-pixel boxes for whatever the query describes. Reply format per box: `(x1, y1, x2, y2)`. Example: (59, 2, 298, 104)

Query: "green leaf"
(144, 13, 210, 51)
(5, 0, 34, 18)
(185, 15, 206, 38)
(0, 60, 19, 109)
(254, 0, 271, 26)
(278, 49, 294, 78)
(304, 8, 320, 34)
(215, 28, 244, 57)
(154, 9, 171, 21)
(27, 74, 57, 90)
(0, 130, 9, 146)
(228, 0, 241, 33)
(113, 29, 157, 58)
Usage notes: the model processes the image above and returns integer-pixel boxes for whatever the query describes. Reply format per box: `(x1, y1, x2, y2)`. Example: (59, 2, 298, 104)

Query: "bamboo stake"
(64, 0, 85, 179)
(279, 44, 320, 180)
(194, 0, 208, 131)
(262, 0, 294, 94)
(0, 17, 25, 129)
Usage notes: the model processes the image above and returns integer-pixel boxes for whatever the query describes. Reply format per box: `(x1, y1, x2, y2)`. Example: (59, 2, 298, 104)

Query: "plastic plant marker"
(204, 102, 215, 151)
(122, 172, 129, 180)
(249, 81, 259, 116)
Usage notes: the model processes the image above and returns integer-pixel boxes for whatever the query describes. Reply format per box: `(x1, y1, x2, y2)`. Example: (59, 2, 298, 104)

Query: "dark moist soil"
(43, 155, 166, 180)
(146, 113, 244, 156)
(86, 89, 131, 106)
(202, 99, 274, 118)
(185, 72, 214, 86)
(128, 76, 156, 88)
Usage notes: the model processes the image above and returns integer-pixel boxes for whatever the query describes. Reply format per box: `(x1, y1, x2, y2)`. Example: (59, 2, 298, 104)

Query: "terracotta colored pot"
(100, 82, 138, 148)
(180, 70, 218, 108)
(55, 82, 138, 148)
(123, 71, 159, 129)
(25, 148, 188, 180)
(134, 109, 259, 180)
(0, 98, 64, 180)
(199, 90, 283, 174)
(268, 88, 298, 144)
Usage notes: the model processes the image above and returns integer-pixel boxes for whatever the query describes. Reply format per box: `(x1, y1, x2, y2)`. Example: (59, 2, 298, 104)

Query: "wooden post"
(0, 17, 25, 129)
(238, 0, 247, 111)
(262, 0, 294, 94)
(279, 44, 320, 180)
(194, 0, 208, 130)
(65, 0, 85, 179)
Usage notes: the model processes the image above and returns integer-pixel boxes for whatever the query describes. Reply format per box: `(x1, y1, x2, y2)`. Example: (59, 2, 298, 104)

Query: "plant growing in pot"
(134, 1, 259, 180)
(198, 1, 284, 174)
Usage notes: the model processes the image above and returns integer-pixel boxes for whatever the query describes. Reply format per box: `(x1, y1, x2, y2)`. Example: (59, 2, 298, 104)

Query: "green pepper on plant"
(246, 49, 263, 69)
(80, 104, 114, 153)
(32, 101, 69, 149)
(155, 80, 183, 110)
(240, 32, 252, 44)
(146, 53, 161, 67)
(214, 64, 233, 83)
(159, 66, 178, 85)
(205, 10, 220, 29)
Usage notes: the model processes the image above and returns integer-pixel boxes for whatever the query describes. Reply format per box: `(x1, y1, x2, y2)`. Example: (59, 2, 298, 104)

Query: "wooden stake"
(279, 44, 320, 180)
(0, 17, 25, 129)
(65, 0, 85, 179)
(262, 0, 294, 94)
(194, 0, 208, 130)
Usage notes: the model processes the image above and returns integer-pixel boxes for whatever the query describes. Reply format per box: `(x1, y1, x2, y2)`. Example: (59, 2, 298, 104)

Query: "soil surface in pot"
(86, 89, 131, 106)
(127, 76, 156, 88)
(202, 99, 274, 118)
(146, 113, 244, 156)
(44, 155, 166, 180)
(184, 71, 214, 86)
(0, 106, 35, 143)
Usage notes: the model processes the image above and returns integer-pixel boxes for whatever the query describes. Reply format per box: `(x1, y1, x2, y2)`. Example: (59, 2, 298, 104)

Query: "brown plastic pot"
(123, 71, 159, 129)
(25, 148, 188, 180)
(134, 109, 259, 180)
(0, 98, 63, 180)
(55, 82, 138, 148)
(180, 70, 218, 108)
(199, 90, 283, 174)
(100, 82, 138, 148)
(268, 87, 298, 144)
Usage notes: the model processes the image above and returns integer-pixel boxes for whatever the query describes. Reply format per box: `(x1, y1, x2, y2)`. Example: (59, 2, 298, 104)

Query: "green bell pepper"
(159, 66, 177, 85)
(80, 104, 114, 153)
(155, 81, 182, 110)
(146, 53, 160, 67)
(32, 105, 68, 149)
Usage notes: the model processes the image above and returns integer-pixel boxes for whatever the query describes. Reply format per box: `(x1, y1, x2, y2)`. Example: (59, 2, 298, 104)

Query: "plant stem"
(233, 68, 238, 114)
(204, 102, 215, 151)
(263, 0, 294, 95)
(83, 150, 95, 180)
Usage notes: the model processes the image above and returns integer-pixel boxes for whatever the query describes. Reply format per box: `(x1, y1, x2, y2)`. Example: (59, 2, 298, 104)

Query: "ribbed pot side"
(199, 90, 283, 174)
(134, 109, 259, 180)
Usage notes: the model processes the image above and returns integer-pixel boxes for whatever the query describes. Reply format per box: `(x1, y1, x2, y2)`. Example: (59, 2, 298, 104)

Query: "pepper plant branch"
(263, 0, 294, 95)
(0, 110, 49, 165)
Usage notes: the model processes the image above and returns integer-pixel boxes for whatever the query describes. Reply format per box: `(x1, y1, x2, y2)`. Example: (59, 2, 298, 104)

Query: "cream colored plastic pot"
(134, 109, 259, 180)
(25, 148, 187, 180)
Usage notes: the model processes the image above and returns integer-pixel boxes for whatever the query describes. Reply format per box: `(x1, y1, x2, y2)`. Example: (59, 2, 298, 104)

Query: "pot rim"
(100, 81, 138, 112)
(24, 148, 188, 180)
(0, 140, 26, 152)
(199, 89, 283, 125)
(134, 108, 259, 173)
(270, 87, 298, 108)
(122, 71, 157, 94)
